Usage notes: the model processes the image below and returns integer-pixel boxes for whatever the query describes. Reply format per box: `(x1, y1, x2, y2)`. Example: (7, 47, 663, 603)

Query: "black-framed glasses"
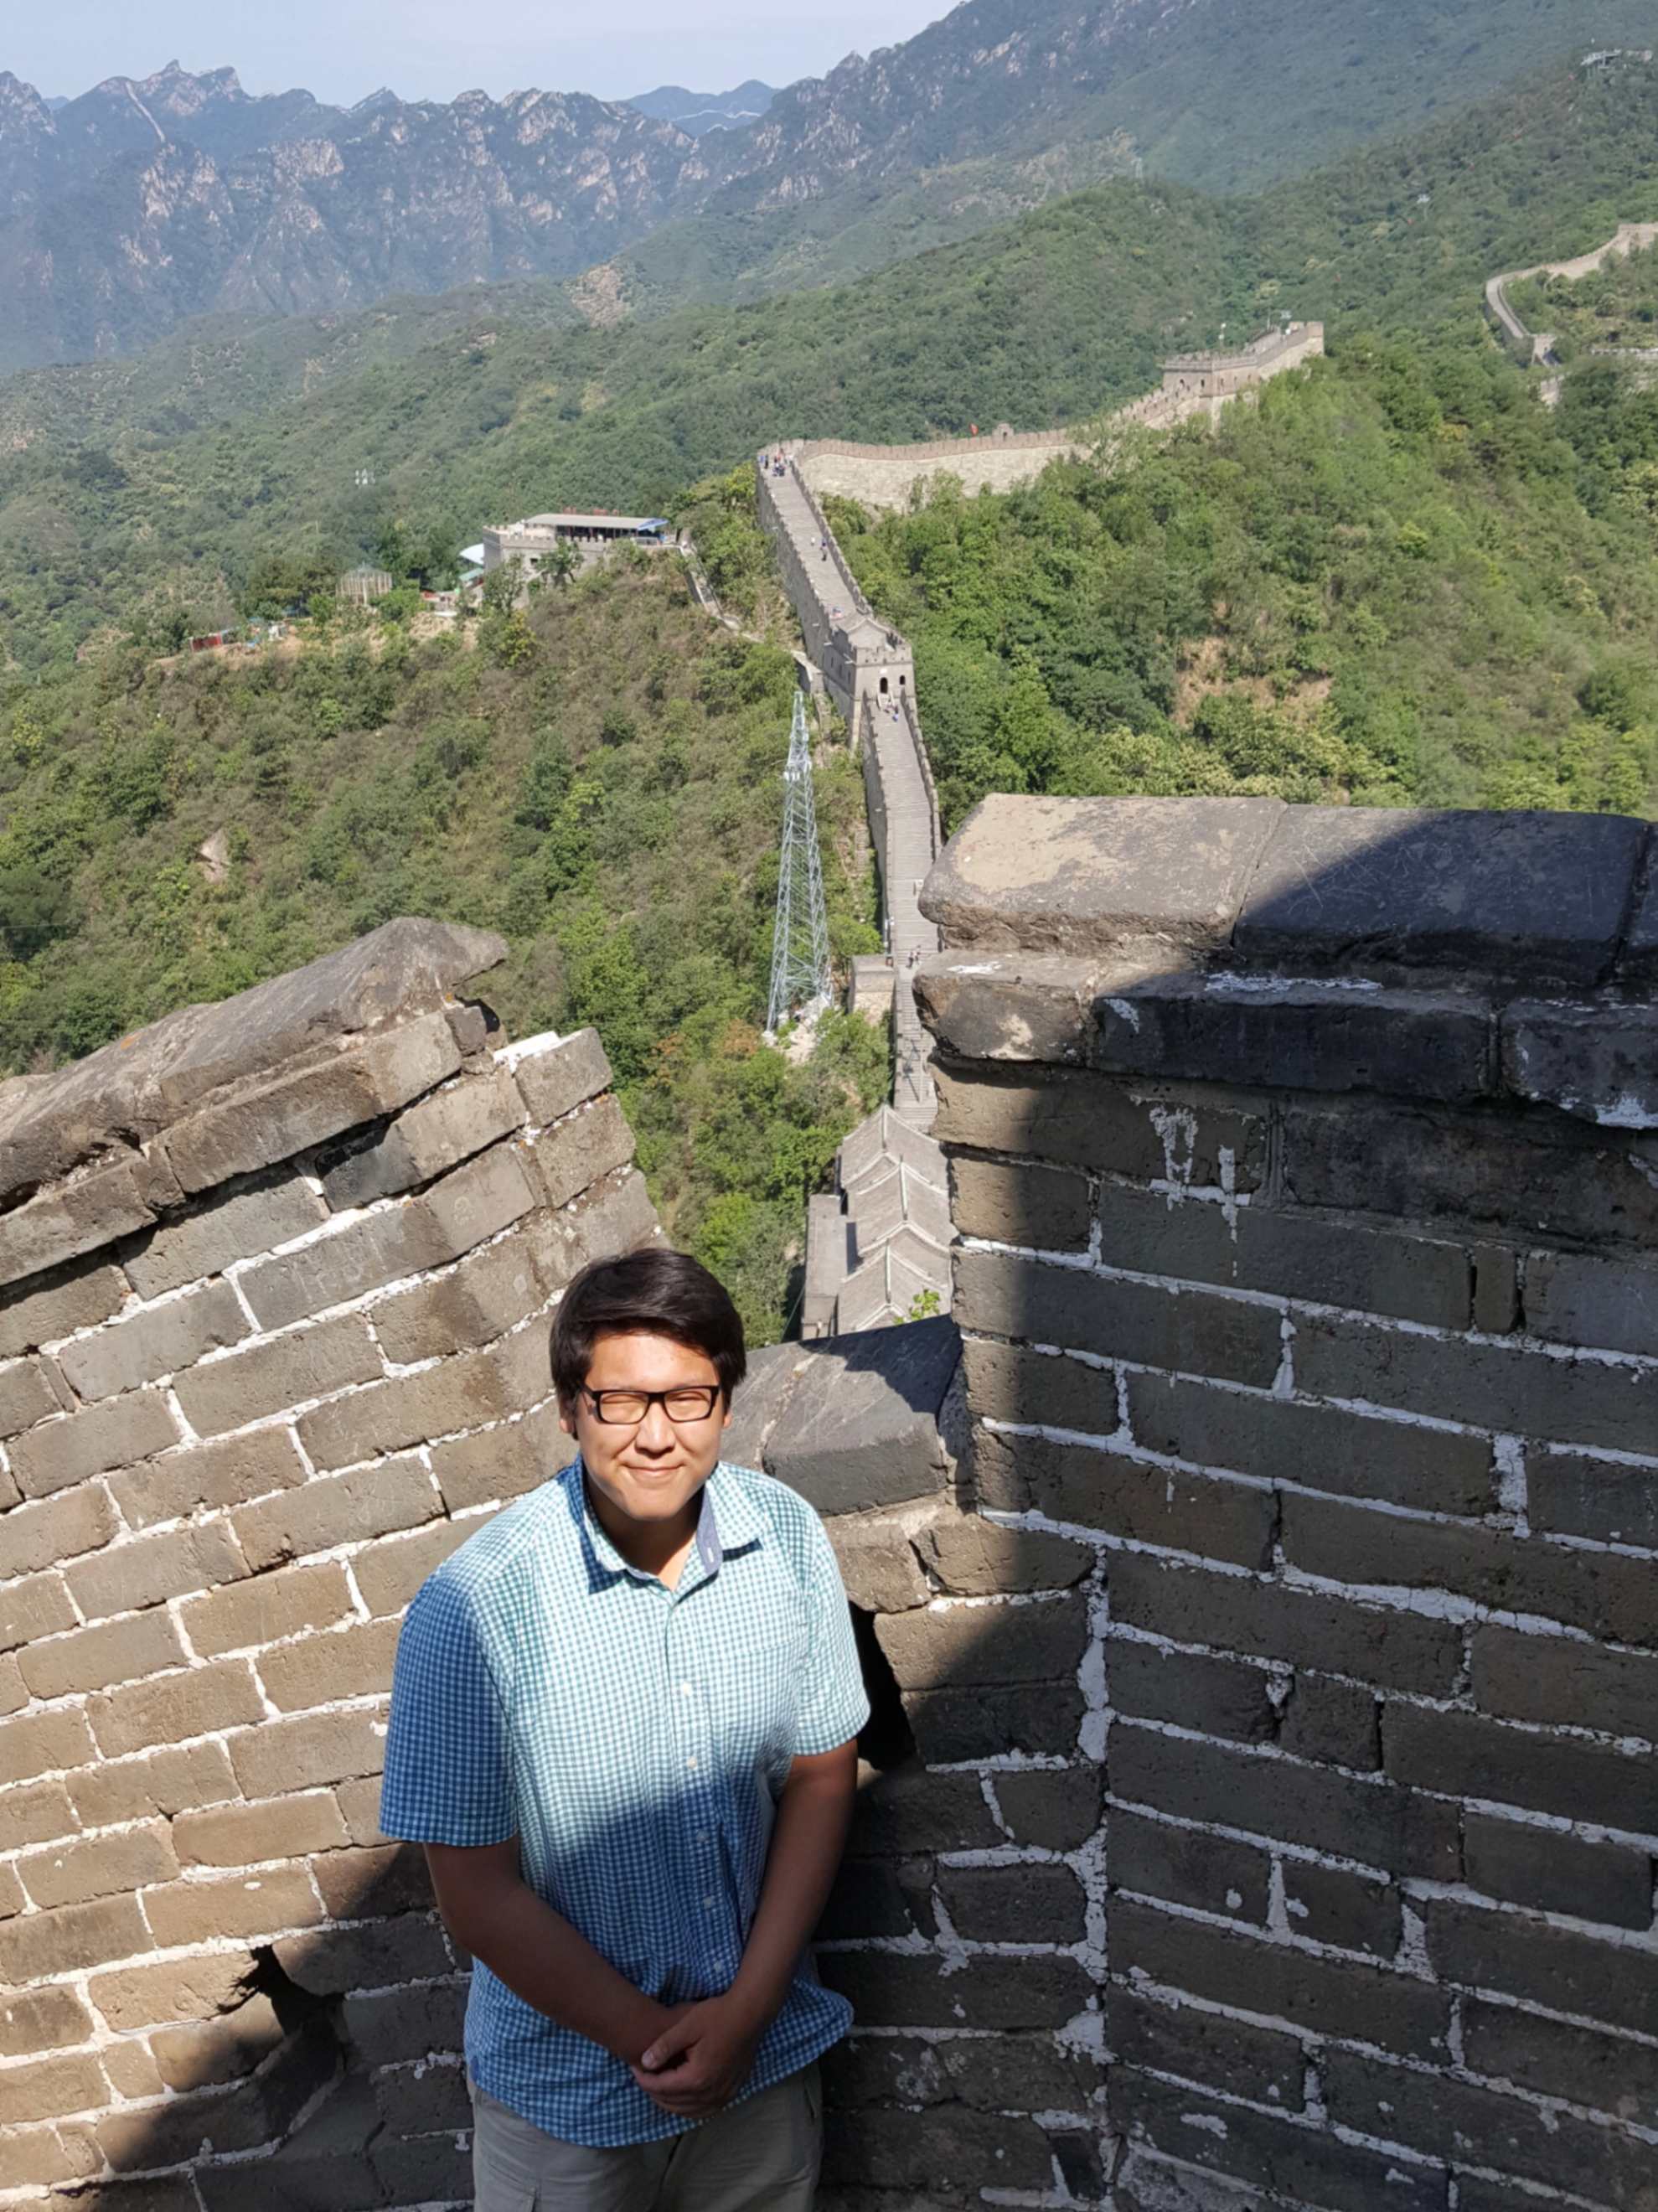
(580, 1385, 722, 1427)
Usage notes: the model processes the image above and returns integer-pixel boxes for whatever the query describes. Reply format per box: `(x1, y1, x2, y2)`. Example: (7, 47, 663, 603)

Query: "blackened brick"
(1108, 1638, 1278, 1743)
(905, 1682, 1085, 1763)
(949, 1156, 1092, 1253)
(1107, 1807, 1268, 1924)
(974, 1425, 1275, 1569)
(819, 1859, 929, 1942)
(1283, 1491, 1656, 1647)
(932, 1064, 1267, 1190)
(956, 1250, 1284, 1388)
(1111, 1723, 1459, 1879)
(1278, 1677, 1379, 1771)
(1113, 1898, 1448, 2058)
(1472, 1625, 1658, 1742)
(824, 2105, 1056, 2194)
(1526, 1248, 1658, 1359)
(1384, 1704, 1658, 1834)
(272, 1915, 451, 1997)
(994, 1766, 1104, 1852)
(1527, 1446, 1658, 1549)
(1463, 1812, 1652, 1930)
(933, 1863, 1087, 1944)
(1280, 1862, 1400, 1959)
(848, 1764, 1003, 1857)
(1107, 1987, 1304, 2110)
(963, 1338, 1118, 1438)
(1125, 1369, 1493, 1516)
(1108, 1554, 1459, 1694)
(1461, 1998, 1658, 2127)
(341, 1980, 467, 2068)
(818, 1948, 1095, 2031)
(1426, 1897, 1658, 2036)
(876, 1594, 1088, 1691)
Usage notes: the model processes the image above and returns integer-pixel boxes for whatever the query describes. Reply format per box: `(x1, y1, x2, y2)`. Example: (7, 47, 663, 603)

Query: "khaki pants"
(469, 2064, 821, 2212)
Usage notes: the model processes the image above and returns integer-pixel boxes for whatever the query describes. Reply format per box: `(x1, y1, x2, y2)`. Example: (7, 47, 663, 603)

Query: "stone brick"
(933, 1862, 1087, 1943)
(0, 1354, 72, 1437)
(905, 1682, 1085, 1763)
(0, 1704, 97, 1786)
(342, 1978, 467, 2065)
(819, 1857, 928, 1941)
(847, 1763, 1004, 1857)
(1108, 1987, 1304, 2109)
(762, 1316, 962, 1518)
(1108, 1554, 1459, 1694)
(1111, 1722, 1460, 1879)
(88, 1658, 264, 1760)
(1113, 1898, 1449, 2058)
(524, 1094, 637, 1212)
(0, 1651, 23, 1713)
(1107, 1806, 1269, 1923)
(956, 1249, 1284, 1388)
(2, 1482, 118, 1576)
(229, 1705, 387, 1798)
(353, 1517, 488, 1615)
(55, 1281, 250, 1402)
(1527, 1445, 1658, 1549)
(934, 1063, 1268, 1191)
(1280, 1861, 1400, 1959)
(178, 1558, 354, 1660)
(92, 2014, 338, 2170)
(918, 1515, 1092, 1595)
(124, 1175, 327, 1299)
(1461, 1997, 1658, 2127)
(818, 1947, 1095, 2031)
(332, 1773, 390, 1845)
(0, 2051, 111, 2124)
(1127, 1368, 1495, 1515)
(0, 1260, 127, 1360)
(1504, 999, 1658, 1129)
(875, 1593, 1087, 1692)
(232, 1455, 441, 1571)
(0, 1894, 153, 1982)
(65, 1520, 249, 1623)
(9, 1387, 179, 1497)
(0, 1567, 76, 1651)
(828, 1511, 931, 1614)
(0, 2132, 96, 2194)
(150, 1992, 289, 2091)
(509, 1027, 613, 1128)
(428, 1400, 567, 1512)
(1471, 1243, 1521, 1333)
(98, 2041, 164, 2100)
(312, 1839, 437, 1920)
(0, 1858, 23, 1913)
(272, 1914, 451, 1996)
(962, 1336, 1118, 1437)
(0, 1156, 157, 1292)
(1463, 1811, 1652, 1928)
(142, 1865, 325, 1947)
(66, 1739, 237, 1828)
(1284, 1095, 1658, 1250)
(109, 1428, 307, 1530)
(256, 1617, 402, 1713)
(372, 2054, 472, 2137)
(994, 1766, 1105, 1852)
(1278, 1676, 1379, 1771)
(824, 2106, 1056, 2194)
(1471, 1623, 1658, 1741)
(0, 1983, 96, 2060)
(1097, 1186, 1471, 1328)
(368, 1217, 555, 1365)
(1383, 1703, 1658, 1834)
(176, 1789, 353, 1869)
(970, 1424, 1276, 1570)
(3, 1776, 77, 1848)
(948, 1155, 1091, 1253)
(1108, 1638, 1278, 1744)
(85, 1950, 256, 2031)
(18, 1825, 179, 1911)
(1428, 1896, 1658, 2035)
(320, 1069, 527, 1208)
(1525, 1248, 1658, 1358)
(172, 1314, 384, 1437)
(243, 1142, 536, 1330)
(158, 1011, 462, 1194)
(372, 2132, 473, 2206)
(1324, 2046, 1655, 2209)
(297, 1325, 545, 1470)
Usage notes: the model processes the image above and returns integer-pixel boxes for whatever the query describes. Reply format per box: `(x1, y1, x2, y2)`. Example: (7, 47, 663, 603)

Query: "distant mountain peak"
(351, 85, 400, 115)
(623, 80, 776, 135)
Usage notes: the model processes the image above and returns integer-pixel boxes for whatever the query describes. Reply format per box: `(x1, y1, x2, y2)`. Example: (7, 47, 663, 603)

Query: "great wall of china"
(760, 322, 1326, 1334)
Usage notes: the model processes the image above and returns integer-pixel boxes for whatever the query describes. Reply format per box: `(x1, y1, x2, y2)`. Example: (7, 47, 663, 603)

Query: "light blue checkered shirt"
(379, 1457, 870, 2147)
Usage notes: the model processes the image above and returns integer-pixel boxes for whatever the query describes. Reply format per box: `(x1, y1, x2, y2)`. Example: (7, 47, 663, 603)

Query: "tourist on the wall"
(380, 1249, 868, 2210)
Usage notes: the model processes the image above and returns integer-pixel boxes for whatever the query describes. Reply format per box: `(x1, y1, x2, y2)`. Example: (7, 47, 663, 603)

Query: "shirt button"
(703, 1896, 715, 1910)
(680, 1683, 693, 1696)
(686, 1757, 698, 1770)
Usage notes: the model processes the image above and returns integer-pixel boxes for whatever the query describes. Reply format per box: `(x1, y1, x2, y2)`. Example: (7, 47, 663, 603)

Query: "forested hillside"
(3, 55, 1655, 669)
(0, 553, 888, 1341)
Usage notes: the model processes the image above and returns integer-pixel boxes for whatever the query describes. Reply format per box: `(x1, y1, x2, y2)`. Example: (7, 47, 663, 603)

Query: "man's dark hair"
(550, 1248, 747, 1406)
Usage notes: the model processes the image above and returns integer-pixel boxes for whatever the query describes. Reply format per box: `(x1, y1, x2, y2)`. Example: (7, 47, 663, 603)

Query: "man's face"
(560, 1329, 731, 1529)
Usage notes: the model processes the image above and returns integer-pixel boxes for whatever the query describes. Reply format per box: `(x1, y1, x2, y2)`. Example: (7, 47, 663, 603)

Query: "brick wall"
(859, 793, 1658, 2211)
(0, 920, 659, 2208)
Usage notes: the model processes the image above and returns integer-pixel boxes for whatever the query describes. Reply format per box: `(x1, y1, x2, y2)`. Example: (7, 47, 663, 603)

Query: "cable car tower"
(764, 691, 834, 1040)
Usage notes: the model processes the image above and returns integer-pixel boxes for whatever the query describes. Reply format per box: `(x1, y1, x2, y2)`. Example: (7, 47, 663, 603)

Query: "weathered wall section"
(0, 923, 660, 2209)
(892, 793, 1658, 2211)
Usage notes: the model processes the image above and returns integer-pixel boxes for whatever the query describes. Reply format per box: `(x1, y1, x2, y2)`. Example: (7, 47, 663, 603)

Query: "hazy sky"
(10, 1, 955, 106)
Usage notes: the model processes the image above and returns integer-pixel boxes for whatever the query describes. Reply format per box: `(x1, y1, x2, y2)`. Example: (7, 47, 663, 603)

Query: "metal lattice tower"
(764, 692, 834, 1038)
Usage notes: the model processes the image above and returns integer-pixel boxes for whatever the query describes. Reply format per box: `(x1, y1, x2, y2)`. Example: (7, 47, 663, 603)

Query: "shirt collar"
(566, 1458, 763, 1589)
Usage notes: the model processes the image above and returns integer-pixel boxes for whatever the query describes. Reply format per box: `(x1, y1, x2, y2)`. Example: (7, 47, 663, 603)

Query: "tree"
(547, 540, 582, 590)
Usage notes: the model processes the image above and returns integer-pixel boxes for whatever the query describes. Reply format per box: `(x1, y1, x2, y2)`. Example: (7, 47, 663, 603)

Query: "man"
(379, 1248, 869, 2211)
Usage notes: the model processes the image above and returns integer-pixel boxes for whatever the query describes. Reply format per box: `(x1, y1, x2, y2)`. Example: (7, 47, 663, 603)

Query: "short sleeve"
(792, 1508, 871, 1758)
(378, 1572, 516, 1845)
